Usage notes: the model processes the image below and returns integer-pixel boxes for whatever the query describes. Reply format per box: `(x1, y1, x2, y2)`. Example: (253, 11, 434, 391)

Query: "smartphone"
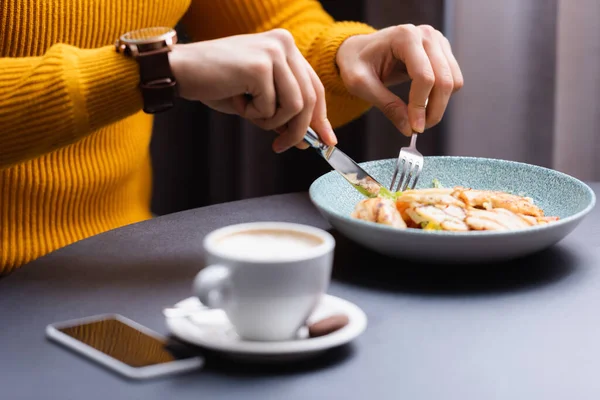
(46, 313, 204, 380)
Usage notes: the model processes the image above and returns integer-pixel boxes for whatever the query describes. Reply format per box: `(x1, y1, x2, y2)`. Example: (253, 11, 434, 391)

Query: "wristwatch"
(115, 27, 178, 114)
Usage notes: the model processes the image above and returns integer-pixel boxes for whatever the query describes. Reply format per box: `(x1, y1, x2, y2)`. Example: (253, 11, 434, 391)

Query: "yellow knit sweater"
(0, 0, 376, 275)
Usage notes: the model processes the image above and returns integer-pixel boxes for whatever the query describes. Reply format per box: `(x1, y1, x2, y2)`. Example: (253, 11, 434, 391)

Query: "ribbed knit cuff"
(308, 21, 377, 98)
(67, 45, 143, 132)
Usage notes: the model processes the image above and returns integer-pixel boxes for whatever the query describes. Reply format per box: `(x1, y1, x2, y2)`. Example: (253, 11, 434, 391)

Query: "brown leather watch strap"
(136, 51, 178, 114)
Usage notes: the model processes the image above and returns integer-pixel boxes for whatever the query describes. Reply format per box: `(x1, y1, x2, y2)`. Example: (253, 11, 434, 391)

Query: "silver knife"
(304, 127, 383, 197)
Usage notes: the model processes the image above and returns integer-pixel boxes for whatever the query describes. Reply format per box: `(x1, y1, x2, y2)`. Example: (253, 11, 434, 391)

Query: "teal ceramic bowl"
(309, 157, 596, 264)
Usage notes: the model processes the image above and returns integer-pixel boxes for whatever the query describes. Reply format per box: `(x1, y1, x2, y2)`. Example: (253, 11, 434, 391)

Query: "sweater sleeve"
(181, 0, 378, 129)
(0, 43, 142, 169)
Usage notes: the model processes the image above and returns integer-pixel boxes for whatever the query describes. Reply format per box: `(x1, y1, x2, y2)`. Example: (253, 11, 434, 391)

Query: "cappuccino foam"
(215, 229, 322, 260)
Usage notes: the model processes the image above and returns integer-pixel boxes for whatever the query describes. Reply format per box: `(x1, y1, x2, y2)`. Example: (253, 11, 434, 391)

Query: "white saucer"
(165, 294, 367, 362)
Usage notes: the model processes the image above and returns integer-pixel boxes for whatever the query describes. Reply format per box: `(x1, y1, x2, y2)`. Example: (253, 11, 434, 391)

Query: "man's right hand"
(169, 29, 336, 153)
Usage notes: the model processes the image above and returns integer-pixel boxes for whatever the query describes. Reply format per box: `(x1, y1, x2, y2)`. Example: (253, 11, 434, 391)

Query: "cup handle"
(193, 265, 231, 309)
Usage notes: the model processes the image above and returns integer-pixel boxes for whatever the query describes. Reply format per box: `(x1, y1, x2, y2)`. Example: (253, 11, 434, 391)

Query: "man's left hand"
(336, 24, 464, 136)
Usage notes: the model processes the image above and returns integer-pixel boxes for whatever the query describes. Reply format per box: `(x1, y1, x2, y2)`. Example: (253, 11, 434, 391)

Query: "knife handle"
(304, 127, 325, 149)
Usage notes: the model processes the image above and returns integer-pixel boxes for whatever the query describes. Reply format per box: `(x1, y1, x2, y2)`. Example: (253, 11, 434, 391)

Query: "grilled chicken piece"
(397, 188, 466, 208)
(406, 204, 469, 231)
(352, 198, 407, 228)
(465, 208, 532, 231)
(437, 204, 468, 220)
(520, 215, 560, 226)
(351, 184, 558, 232)
(452, 187, 544, 217)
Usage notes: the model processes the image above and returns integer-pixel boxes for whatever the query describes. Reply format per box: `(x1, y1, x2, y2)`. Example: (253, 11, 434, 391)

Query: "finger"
(272, 53, 316, 153)
(271, 123, 310, 150)
(422, 32, 454, 129)
(303, 57, 337, 147)
(243, 61, 277, 120)
(440, 36, 464, 92)
(393, 29, 435, 133)
(274, 125, 287, 135)
(231, 95, 250, 115)
(271, 123, 311, 150)
(294, 138, 310, 150)
(346, 66, 412, 136)
(256, 58, 303, 131)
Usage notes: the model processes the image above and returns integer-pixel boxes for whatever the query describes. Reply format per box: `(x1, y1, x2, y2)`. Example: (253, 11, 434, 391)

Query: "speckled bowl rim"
(309, 156, 596, 237)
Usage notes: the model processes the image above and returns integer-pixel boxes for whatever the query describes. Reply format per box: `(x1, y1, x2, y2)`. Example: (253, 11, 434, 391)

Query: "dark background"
(150, 0, 445, 215)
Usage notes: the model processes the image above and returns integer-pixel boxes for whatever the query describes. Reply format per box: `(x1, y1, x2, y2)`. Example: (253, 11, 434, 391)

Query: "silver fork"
(389, 133, 424, 192)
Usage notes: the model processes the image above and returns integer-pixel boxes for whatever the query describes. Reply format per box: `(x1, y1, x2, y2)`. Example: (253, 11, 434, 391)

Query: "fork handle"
(409, 133, 418, 147)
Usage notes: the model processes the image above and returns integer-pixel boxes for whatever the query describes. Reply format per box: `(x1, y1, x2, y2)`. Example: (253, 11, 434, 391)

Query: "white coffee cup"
(193, 222, 335, 342)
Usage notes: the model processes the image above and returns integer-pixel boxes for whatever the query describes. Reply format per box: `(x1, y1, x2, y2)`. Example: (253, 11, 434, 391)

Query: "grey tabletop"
(1, 187, 600, 400)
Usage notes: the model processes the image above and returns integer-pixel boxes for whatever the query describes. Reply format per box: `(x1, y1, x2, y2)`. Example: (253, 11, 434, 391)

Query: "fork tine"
(390, 132, 424, 192)
(401, 161, 417, 191)
(393, 160, 404, 192)
(389, 158, 402, 190)
(391, 158, 406, 191)
(409, 162, 423, 190)
(396, 159, 411, 192)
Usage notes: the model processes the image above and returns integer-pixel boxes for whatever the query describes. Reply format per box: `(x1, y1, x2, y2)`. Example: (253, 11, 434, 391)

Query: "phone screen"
(57, 317, 198, 368)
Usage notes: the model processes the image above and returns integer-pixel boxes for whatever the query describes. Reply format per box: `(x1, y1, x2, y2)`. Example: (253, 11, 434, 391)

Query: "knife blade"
(304, 127, 383, 197)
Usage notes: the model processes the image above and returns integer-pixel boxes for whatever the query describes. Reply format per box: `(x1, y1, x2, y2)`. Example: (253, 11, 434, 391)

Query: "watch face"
(120, 27, 175, 44)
